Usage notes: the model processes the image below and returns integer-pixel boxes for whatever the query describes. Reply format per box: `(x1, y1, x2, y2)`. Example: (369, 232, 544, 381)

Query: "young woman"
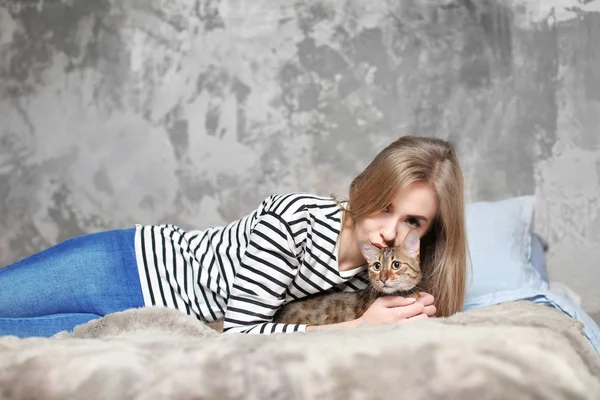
(0, 136, 467, 337)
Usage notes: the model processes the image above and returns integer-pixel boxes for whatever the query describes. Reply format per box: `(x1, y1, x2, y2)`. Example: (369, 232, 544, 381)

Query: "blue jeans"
(0, 228, 144, 338)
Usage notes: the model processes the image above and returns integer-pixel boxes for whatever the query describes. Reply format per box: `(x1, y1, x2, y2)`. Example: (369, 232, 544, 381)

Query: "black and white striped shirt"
(134, 193, 369, 334)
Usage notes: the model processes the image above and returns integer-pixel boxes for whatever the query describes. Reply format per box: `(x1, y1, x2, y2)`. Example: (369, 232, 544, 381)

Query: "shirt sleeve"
(222, 210, 308, 334)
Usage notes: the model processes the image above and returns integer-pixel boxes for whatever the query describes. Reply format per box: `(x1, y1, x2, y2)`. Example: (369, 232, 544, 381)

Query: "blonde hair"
(345, 136, 467, 317)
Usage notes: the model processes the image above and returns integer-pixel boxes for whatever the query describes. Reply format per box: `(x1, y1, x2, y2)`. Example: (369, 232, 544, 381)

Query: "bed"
(1, 196, 599, 399)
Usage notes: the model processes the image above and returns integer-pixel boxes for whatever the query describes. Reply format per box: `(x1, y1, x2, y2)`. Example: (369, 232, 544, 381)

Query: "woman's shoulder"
(258, 192, 342, 220)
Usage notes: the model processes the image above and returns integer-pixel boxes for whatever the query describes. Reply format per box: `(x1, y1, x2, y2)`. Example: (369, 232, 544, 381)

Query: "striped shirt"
(133, 193, 369, 334)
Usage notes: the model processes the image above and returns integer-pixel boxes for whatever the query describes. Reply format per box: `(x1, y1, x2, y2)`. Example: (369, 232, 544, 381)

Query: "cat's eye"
(372, 262, 382, 271)
(392, 261, 401, 269)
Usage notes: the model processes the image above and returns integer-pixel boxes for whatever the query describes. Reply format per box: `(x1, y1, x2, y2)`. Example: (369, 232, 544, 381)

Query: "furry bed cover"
(1, 301, 599, 400)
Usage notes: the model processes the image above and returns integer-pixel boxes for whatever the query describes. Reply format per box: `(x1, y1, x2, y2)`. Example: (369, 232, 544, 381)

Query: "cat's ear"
(402, 230, 420, 258)
(359, 242, 380, 264)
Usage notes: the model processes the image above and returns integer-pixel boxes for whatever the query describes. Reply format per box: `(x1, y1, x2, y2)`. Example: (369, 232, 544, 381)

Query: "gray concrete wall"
(1, 0, 599, 315)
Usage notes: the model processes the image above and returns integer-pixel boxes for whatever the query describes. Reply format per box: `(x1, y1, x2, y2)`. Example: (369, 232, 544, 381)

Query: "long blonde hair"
(345, 136, 467, 317)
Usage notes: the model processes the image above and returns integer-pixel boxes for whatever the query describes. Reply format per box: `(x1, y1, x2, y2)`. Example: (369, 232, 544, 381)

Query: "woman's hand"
(416, 292, 437, 317)
(357, 295, 425, 326)
(357, 292, 436, 326)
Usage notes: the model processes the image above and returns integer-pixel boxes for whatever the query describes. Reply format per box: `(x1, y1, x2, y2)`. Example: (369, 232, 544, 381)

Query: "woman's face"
(355, 181, 438, 250)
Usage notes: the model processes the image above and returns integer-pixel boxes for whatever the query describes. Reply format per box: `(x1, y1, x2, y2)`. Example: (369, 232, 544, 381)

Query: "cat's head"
(359, 230, 421, 294)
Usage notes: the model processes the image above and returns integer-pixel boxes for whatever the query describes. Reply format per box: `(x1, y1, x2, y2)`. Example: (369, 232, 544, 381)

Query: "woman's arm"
(223, 210, 307, 334)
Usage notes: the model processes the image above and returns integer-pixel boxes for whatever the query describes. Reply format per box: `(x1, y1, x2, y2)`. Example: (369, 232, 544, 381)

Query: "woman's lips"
(371, 242, 384, 249)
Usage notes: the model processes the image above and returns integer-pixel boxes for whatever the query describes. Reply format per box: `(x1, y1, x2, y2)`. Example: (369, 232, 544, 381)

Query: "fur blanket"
(1, 301, 599, 400)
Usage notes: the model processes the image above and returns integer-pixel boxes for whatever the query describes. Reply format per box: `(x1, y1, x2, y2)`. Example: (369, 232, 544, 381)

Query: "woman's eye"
(407, 217, 420, 227)
(392, 261, 401, 269)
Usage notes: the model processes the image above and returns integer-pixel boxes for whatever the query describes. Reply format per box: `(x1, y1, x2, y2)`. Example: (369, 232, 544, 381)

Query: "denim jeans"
(0, 228, 144, 338)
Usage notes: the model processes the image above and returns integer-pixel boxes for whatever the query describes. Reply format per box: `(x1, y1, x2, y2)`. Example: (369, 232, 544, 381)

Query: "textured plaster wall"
(1, 0, 599, 314)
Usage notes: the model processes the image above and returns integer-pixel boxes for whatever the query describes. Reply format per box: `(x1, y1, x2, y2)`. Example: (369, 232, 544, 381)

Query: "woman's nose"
(381, 222, 397, 246)
(383, 225, 411, 248)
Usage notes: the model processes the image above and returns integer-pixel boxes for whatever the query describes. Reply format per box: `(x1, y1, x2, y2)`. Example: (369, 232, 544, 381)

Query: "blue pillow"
(464, 196, 547, 307)
(463, 196, 600, 355)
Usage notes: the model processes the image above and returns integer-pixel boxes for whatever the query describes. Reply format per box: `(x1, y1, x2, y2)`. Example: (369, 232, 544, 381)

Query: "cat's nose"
(380, 275, 388, 284)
